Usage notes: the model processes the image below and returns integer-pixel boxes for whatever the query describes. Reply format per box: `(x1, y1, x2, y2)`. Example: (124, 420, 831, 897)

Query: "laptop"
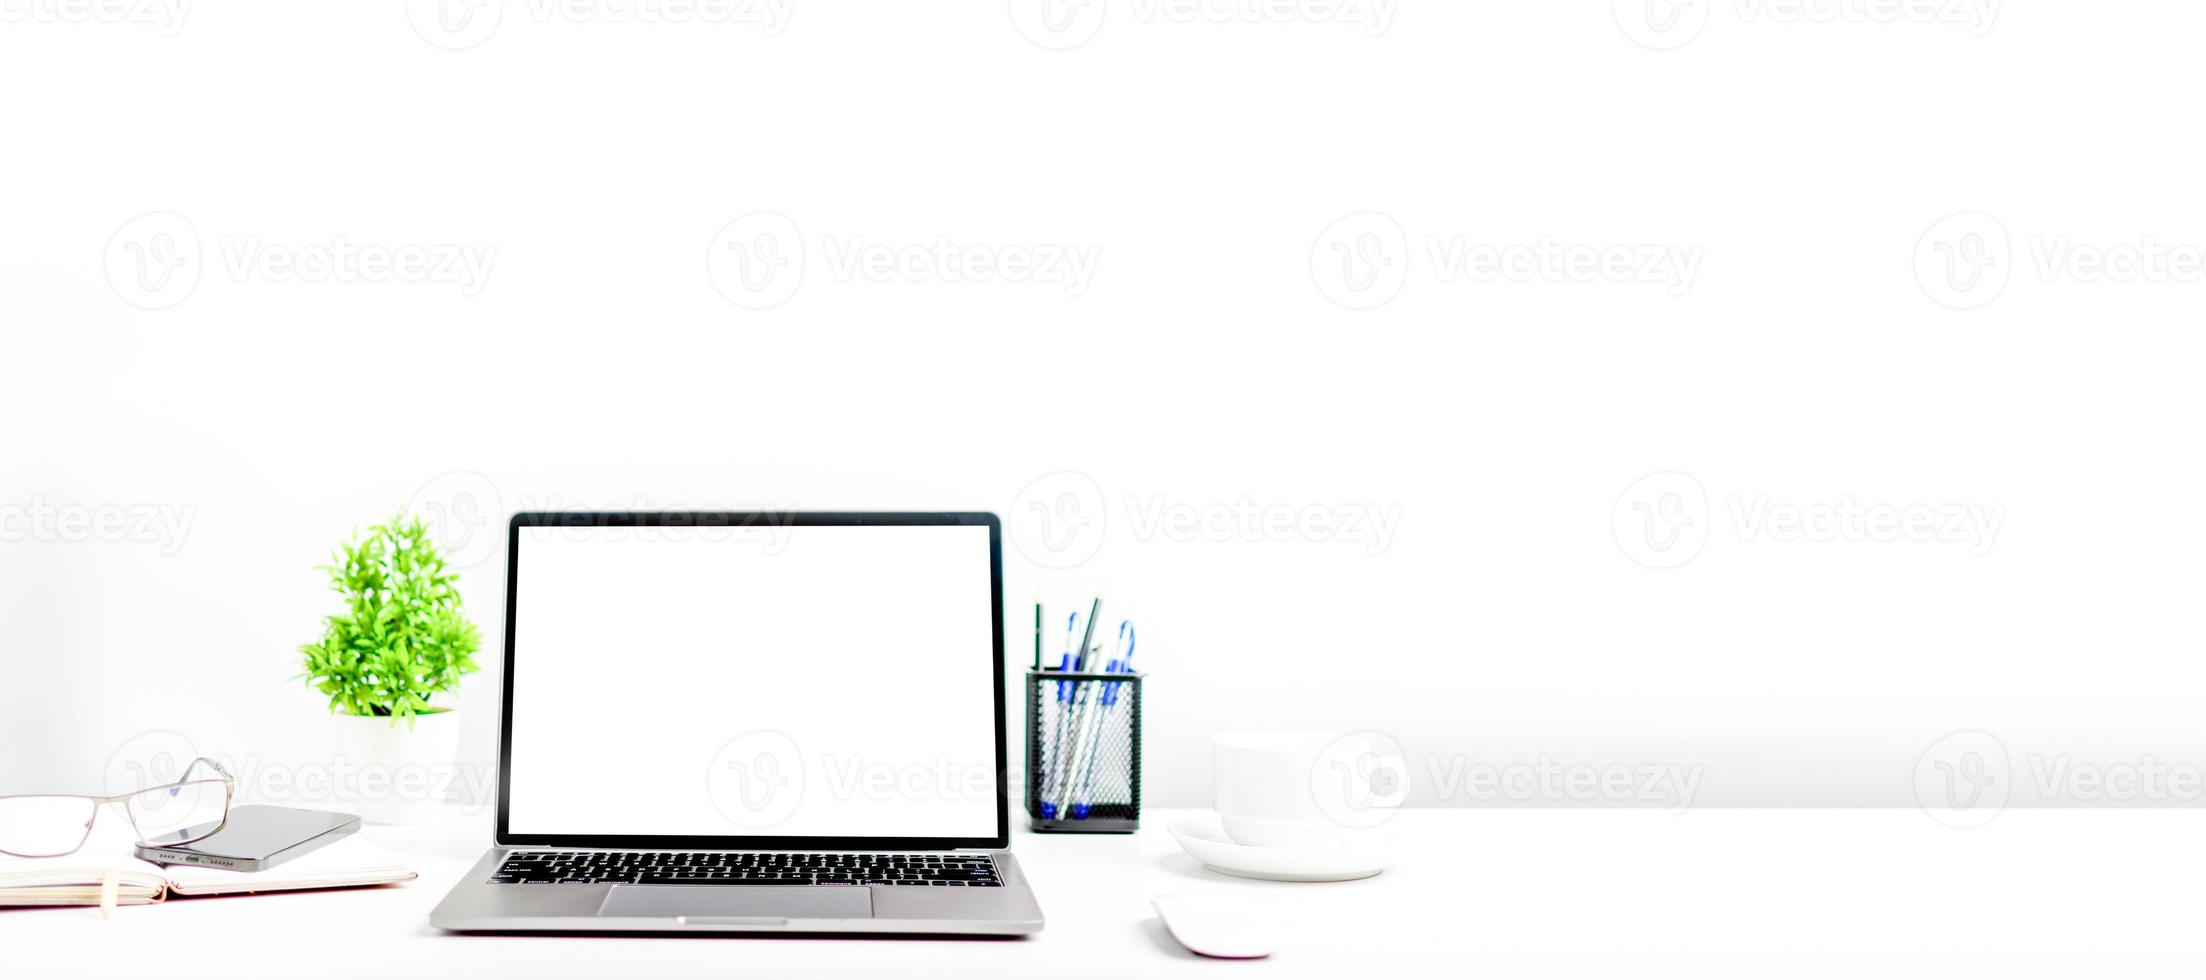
(431, 511, 1044, 935)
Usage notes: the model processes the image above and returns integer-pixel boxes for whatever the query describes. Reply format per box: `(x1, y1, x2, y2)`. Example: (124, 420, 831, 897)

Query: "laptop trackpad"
(598, 885, 873, 921)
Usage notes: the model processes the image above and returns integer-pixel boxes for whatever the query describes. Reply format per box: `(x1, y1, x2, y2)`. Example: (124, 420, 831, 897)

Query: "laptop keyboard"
(489, 851, 1002, 887)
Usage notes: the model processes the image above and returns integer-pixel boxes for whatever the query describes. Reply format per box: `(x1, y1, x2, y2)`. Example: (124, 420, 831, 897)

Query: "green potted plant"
(300, 513, 482, 823)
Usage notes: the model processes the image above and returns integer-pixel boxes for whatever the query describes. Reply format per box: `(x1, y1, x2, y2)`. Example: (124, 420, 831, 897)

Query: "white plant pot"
(332, 709, 461, 825)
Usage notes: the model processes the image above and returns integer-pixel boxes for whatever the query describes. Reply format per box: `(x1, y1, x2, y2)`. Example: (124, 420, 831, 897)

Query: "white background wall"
(4, 1, 2203, 813)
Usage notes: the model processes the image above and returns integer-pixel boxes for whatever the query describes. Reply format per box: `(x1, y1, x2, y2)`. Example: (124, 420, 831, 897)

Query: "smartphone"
(135, 805, 361, 872)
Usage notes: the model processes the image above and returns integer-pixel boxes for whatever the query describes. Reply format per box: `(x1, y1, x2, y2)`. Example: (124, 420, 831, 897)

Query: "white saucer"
(1167, 813, 1390, 882)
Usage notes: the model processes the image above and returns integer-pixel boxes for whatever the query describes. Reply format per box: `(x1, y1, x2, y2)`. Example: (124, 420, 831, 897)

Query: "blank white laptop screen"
(503, 521, 1000, 840)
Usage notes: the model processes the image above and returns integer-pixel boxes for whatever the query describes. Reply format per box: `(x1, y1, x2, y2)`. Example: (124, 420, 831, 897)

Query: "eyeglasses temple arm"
(178, 757, 235, 785)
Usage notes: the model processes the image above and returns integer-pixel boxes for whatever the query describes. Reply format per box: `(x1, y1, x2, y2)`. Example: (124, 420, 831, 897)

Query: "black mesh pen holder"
(1025, 670, 1143, 833)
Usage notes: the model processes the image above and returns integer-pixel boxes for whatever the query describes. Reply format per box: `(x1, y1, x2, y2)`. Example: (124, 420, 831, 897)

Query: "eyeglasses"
(0, 757, 235, 859)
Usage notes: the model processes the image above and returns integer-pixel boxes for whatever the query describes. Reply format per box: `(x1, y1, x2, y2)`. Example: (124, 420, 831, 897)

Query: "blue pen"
(1054, 611, 1081, 701)
(1101, 620, 1134, 707)
(1071, 620, 1135, 819)
(1040, 611, 1083, 820)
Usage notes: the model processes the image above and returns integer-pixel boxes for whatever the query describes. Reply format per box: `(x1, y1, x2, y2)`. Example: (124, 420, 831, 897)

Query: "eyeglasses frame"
(0, 756, 236, 859)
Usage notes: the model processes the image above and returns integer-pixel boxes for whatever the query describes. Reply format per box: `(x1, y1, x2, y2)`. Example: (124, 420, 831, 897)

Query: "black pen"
(1073, 592, 1102, 671)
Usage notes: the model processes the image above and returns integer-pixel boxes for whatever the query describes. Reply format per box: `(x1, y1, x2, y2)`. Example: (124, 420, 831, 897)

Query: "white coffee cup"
(1212, 730, 1407, 848)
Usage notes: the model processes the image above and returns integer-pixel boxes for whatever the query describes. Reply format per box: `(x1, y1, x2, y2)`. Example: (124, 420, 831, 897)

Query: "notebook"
(0, 826, 415, 913)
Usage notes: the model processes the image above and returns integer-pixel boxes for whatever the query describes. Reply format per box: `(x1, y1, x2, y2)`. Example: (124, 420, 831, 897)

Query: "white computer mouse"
(1151, 890, 1284, 959)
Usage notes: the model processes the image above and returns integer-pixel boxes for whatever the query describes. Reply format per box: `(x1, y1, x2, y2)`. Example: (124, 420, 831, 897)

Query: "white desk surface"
(5, 807, 2197, 977)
